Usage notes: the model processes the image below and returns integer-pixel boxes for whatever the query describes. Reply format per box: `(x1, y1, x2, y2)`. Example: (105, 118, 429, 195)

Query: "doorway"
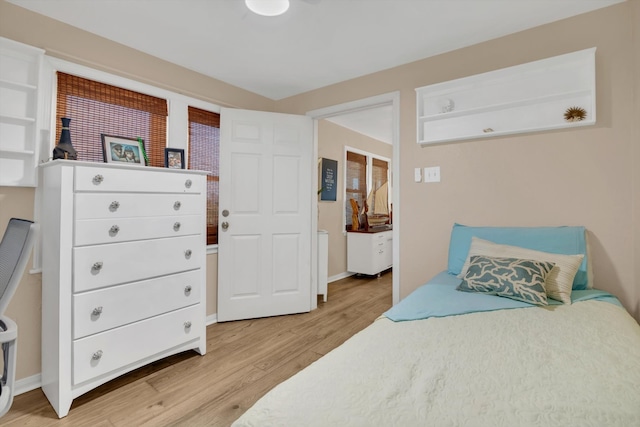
(307, 92, 400, 306)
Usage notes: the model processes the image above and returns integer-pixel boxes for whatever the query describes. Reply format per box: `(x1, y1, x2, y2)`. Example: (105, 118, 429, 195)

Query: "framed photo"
(101, 134, 146, 166)
(165, 148, 185, 169)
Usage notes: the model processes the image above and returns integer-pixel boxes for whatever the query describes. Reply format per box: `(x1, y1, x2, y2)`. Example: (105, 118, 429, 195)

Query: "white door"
(217, 108, 313, 322)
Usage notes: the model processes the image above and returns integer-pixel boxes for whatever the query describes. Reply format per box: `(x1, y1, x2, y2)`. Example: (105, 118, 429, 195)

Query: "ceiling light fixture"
(245, 0, 290, 17)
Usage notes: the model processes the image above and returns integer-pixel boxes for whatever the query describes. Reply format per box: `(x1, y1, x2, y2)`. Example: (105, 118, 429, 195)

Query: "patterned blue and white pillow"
(456, 255, 556, 306)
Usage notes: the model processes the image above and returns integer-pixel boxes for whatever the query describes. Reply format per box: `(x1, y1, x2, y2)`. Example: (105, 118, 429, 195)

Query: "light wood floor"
(4, 272, 392, 427)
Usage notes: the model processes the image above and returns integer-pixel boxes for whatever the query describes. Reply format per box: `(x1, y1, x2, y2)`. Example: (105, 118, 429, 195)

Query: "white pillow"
(458, 237, 584, 304)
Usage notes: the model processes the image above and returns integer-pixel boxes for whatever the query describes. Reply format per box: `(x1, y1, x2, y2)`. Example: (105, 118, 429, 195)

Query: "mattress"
(232, 274, 640, 427)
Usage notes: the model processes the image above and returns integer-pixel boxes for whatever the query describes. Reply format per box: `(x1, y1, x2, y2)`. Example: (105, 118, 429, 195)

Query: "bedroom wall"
(317, 120, 392, 278)
(0, 0, 273, 381)
(275, 2, 640, 323)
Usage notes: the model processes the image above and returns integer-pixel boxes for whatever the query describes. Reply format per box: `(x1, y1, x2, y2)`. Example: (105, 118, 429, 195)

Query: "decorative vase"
(52, 117, 78, 160)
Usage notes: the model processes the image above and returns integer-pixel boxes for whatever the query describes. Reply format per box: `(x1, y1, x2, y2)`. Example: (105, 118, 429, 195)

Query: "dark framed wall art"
(320, 157, 338, 201)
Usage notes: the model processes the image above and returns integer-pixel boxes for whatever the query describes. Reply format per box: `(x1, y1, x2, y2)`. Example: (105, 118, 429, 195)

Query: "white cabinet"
(416, 48, 596, 145)
(0, 37, 45, 186)
(347, 230, 392, 276)
(39, 160, 207, 418)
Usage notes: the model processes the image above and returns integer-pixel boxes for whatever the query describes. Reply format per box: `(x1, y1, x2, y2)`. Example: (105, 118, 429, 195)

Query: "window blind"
(188, 106, 220, 245)
(55, 72, 167, 166)
(372, 157, 388, 192)
(345, 151, 367, 230)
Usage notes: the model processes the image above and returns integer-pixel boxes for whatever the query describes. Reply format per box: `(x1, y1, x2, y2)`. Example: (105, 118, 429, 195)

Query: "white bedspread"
(232, 300, 640, 427)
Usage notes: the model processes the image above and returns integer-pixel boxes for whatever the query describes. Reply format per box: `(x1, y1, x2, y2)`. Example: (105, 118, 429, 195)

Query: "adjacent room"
(0, 0, 638, 425)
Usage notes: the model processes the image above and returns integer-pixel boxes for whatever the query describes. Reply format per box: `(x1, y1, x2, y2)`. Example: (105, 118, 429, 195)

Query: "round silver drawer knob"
(92, 262, 103, 271)
(109, 225, 120, 235)
(185, 179, 192, 188)
(184, 285, 192, 294)
(93, 174, 104, 184)
(174, 201, 182, 210)
(92, 306, 103, 316)
(92, 350, 103, 360)
(173, 222, 181, 231)
(109, 201, 120, 211)
(184, 249, 192, 259)
(184, 321, 192, 329)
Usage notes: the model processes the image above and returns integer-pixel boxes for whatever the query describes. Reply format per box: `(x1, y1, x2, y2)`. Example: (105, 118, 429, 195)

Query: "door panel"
(218, 108, 313, 322)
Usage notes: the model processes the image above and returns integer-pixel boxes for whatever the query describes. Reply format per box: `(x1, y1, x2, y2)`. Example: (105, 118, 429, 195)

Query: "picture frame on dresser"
(165, 148, 185, 169)
(101, 134, 146, 166)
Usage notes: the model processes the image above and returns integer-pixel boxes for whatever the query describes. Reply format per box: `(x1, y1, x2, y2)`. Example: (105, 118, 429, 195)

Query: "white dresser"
(39, 160, 207, 418)
(347, 229, 392, 276)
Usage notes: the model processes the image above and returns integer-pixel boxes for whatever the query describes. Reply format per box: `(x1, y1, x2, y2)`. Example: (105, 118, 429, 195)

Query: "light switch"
(432, 166, 440, 182)
(414, 168, 422, 182)
(423, 166, 441, 183)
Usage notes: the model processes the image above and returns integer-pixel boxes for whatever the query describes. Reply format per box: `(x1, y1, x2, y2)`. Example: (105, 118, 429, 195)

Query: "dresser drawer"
(75, 193, 202, 220)
(73, 305, 202, 385)
(75, 166, 203, 194)
(73, 270, 201, 339)
(75, 215, 202, 246)
(73, 235, 202, 292)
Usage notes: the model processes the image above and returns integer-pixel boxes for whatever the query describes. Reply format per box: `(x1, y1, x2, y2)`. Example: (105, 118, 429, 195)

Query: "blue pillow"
(447, 223, 589, 290)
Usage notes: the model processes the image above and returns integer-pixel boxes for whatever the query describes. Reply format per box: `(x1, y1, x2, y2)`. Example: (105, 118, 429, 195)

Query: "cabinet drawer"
(73, 305, 202, 385)
(75, 193, 202, 220)
(73, 235, 202, 292)
(75, 215, 202, 246)
(75, 166, 203, 194)
(73, 270, 201, 339)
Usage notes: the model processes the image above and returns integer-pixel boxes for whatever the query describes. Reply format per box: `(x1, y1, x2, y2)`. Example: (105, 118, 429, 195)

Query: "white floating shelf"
(416, 48, 596, 145)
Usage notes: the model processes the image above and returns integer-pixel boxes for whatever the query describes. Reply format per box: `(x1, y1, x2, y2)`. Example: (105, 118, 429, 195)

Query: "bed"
(232, 225, 640, 427)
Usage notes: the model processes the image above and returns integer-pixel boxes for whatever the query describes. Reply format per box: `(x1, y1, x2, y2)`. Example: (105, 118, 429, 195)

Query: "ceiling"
(8, 0, 623, 143)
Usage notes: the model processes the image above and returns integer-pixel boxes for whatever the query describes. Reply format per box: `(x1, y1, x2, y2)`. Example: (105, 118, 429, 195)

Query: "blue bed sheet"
(384, 271, 621, 322)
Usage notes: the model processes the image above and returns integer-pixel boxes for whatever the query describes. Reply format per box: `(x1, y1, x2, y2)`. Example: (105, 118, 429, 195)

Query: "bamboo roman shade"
(346, 151, 367, 230)
(55, 72, 168, 166)
(188, 106, 220, 245)
(372, 158, 388, 192)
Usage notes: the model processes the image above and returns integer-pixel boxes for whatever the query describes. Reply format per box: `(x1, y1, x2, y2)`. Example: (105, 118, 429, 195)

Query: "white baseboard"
(206, 314, 218, 326)
(15, 373, 41, 396)
(328, 271, 354, 283)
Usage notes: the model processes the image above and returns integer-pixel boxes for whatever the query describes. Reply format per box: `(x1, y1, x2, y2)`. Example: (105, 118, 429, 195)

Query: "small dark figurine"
(52, 117, 78, 160)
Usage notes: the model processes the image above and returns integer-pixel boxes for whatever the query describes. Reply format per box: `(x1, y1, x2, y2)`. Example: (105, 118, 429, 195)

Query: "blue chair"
(0, 218, 37, 418)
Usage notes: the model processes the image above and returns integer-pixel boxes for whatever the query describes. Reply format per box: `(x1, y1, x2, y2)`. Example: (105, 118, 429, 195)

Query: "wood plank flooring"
(3, 272, 392, 427)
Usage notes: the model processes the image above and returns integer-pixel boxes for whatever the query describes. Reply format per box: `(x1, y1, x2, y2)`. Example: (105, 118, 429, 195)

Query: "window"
(345, 149, 390, 231)
(188, 107, 220, 245)
(345, 151, 367, 230)
(55, 72, 167, 166)
(372, 158, 389, 197)
(54, 71, 221, 246)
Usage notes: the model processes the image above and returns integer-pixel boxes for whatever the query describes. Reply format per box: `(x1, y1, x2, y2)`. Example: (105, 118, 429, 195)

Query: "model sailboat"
(364, 182, 390, 228)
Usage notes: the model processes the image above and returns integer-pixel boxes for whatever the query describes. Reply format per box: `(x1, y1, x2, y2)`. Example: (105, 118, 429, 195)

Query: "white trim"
(328, 271, 354, 283)
(307, 91, 401, 306)
(15, 373, 42, 396)
(206, 314, 218, 326)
